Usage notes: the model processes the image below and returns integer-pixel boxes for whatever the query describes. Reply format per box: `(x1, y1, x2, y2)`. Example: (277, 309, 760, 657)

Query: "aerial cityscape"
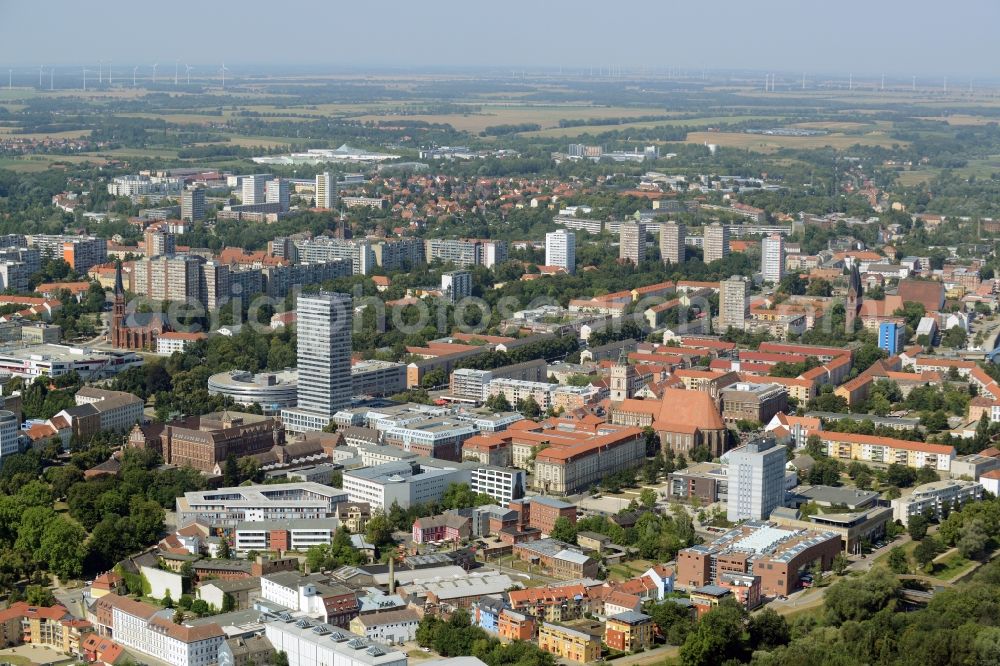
(1, 2, 1000, 665)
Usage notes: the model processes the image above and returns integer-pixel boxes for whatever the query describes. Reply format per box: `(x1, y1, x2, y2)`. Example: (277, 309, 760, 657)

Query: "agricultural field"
(520, 114, 786, 139)
(356, 104, 670, 134)
(685, 129, 905, 153)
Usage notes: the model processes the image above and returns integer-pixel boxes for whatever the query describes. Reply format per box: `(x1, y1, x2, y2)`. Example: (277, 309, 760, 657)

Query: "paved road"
(849, 535, 912, 573)
(613, 643, 680, 665)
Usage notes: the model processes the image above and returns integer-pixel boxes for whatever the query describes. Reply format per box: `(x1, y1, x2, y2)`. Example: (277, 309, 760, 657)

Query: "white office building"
(726, 437, 787, 522)
(469, 466, 526, 505)
(761, 234, 785, 283)
(282, 292, 353, 433)
(545, 229, 576, 274)
(264, 617, 406, 666)
(175, 482, 349, 528)
(343, 461, 465, 511)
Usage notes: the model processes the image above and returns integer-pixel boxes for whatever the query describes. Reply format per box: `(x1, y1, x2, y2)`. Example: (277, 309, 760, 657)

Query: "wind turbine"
(221, 62, 228, 89)
(185, 64, 193, 85)
(152, 62, 158, 84)
(174, 59, 179, 85)
(133, 66, 138, 87)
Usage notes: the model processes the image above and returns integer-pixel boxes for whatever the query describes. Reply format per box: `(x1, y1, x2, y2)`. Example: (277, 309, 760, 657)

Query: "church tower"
(845, 263, 862, 333)
(610, 349, 637, 402)
(110, 260, 126, 348)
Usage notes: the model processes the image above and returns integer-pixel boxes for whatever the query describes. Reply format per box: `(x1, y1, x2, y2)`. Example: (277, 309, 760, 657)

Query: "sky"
(2, 1, 997, 79)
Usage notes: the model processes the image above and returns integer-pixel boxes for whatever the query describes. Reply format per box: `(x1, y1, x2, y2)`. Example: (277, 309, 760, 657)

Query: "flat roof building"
(176, 482, 349, 528)
(676, 521, 841, 597)
(891, 479, 983, 525)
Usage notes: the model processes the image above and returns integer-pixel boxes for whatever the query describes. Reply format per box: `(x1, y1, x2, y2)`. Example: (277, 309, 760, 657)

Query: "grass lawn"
(407, 650, 434, 660)
(873, 540, 917, 568)
(928, 552, 977, 581)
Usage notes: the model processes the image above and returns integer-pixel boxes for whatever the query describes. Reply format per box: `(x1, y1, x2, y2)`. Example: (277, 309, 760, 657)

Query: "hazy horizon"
(2, 0, 997, 79)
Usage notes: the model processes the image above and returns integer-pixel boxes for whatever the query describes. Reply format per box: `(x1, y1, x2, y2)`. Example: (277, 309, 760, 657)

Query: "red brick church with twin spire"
(108, 261, 165, 350)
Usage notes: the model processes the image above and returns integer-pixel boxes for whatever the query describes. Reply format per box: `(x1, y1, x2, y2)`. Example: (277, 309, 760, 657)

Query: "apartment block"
(660, 222, 686, 264)
(604, 611, 654, 653)
(181, 187, 206, 222)
(441, 270, 472, 302)
(538, 622, 602, 664)
(371, 237, 424, 270)
(545, 229, 576, 273)
(761, 234, 785, 283)
(315, 172, 338, 209)
(30, 235, 107, 273)
(818, 431, 955, 471)
(134, 254, 203, 303)
(719, 275, 750, 331)
(891, 479, 983, 525)
(703, 223, 730, 262)
(619, 222, 645, 264)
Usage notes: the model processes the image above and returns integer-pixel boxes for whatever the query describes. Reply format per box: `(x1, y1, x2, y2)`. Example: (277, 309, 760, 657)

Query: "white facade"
(482, 240, 508, 268)
(0, 344, 141, 380)
(241, 175, 268, 205)
(0, 410, 18, 466)
(264, 619, 406, 666)
(469, 466, 526, 505)
(175, 482, 348, 527)
(545, 229, 576, 274)
(704, 223, 730, 262)
(761, 234, 785, 283)
(156, 333, 202, 356)
(140, 565, 183, 602)
(441, 271, 472, 303)
(112, 606, 224, 666)
(727, 438, 787, 522)
(315, 172, 337, 208)
(266, 178, 291, 212)
(283, 292, 353, 433)
(719, 276, 750, 331)
(234, 519, 339, 552)
(343, 462, 463, 511)
(891, 479, 983, 525)
(660, 222, 686, 264)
